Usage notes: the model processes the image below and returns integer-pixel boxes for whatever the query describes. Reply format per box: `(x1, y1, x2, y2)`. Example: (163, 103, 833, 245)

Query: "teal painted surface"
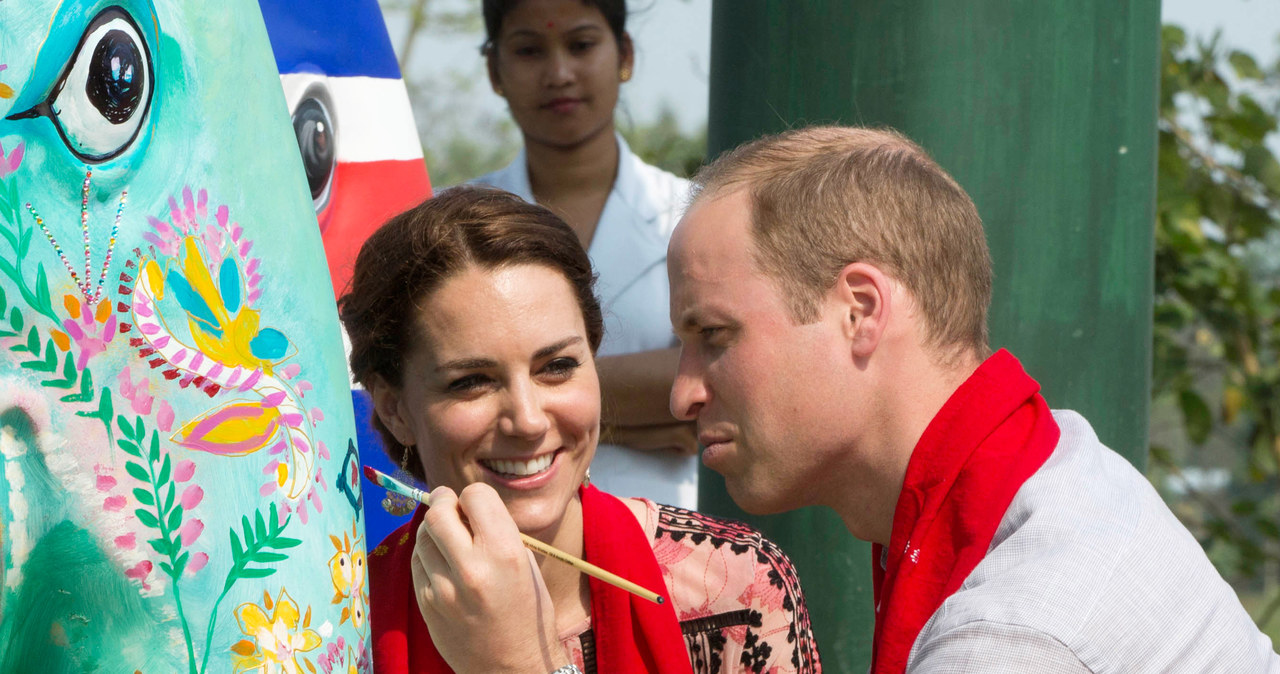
(704, 1, 1160, 670)
(0, 2, 369, 672)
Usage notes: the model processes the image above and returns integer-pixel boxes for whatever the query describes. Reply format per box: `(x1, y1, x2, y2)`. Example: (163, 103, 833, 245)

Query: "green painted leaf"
(241, 517, 254, 547)
(135, 417, 145, 445)
(146, 538, 167, 555)
(269, 536, 303, 550)
(167, 505, 183, 531)
(135, 508, 159, 529)
(16, 223, 30, 259)
(133, 488, 155, 506)
(149, 431, 160, 463)
(252, 551, 288, 564)
(41, 351, 77, 388)
(125, 461, 149, 483)
(164, 483, 175, 513)
(254, 510, 266, 538)
(230, 531, 244, 559)
(237, 567, 275, 580)
(117, 439, 142, 458)
(61, 366, 93, 403)
(159, 561, 174, 578)
(117, 414, 133, 440)
(158, 454, 171, 485)
(21, 341, 57, 372)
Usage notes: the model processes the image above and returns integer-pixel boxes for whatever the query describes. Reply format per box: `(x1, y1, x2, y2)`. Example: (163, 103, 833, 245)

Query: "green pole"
(701, 2, 1161, 670)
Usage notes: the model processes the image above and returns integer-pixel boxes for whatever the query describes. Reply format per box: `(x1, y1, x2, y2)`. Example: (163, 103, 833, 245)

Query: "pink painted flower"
(116, 368, 155, 415)
(157, 401, 175, 433)
(103, 495, 127, 511)
(57, 295, 115, 370)
(187, 552, 209, 575)
(179, 519, 204, 546)
(180, 484, 204, 509)
(173, 459, 196, 482)
(0, 139, 23, 179)
(125, 560, 154, 590)
(96, 474, 117, 492)
(114, 533, 136, 550)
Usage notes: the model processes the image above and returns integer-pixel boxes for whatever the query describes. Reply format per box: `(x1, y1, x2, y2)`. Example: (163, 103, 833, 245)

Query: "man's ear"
(369, 376, 416, 448)
(835, 262, 892, 359)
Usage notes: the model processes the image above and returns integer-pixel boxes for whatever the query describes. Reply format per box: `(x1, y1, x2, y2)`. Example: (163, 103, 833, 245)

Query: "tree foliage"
(1150, 24, 1280, 628)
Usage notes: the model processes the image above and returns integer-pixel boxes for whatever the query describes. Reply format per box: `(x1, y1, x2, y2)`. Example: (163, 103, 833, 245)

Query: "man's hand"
(411, 483, 570, 673)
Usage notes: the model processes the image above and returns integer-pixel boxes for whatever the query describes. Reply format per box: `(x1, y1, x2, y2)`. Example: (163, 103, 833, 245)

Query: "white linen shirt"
(907, 410, 1280, 673)
(469, 134, 697, 509)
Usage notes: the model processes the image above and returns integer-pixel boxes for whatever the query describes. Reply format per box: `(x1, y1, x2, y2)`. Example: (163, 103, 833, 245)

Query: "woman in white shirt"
(469, 0, 697, 508)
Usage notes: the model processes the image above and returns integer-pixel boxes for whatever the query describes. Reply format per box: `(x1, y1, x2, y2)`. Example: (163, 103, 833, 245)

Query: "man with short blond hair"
(668, 125, 1279, 673)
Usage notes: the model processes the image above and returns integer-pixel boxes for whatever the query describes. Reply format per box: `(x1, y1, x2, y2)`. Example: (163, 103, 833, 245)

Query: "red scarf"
(869, 349, 1060, 674)
(370, 484, 692, 673)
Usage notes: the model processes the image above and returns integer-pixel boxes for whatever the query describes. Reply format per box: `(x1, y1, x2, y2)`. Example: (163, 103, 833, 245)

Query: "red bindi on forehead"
(547, 21, 555, 28)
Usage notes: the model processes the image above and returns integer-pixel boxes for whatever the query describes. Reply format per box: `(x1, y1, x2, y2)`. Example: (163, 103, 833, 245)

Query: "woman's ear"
(486, 48, 505, 97)
(369, 376, 416, 448)
(835, 262, 892, 359)
(619, 32, 635, 78)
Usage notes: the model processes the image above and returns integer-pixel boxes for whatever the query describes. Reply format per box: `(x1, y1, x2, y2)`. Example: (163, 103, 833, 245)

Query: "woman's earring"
(581, 468, 591, 487)
(381, 446, 420, 517)
(494, 84, 506, 97)
(619, 66, 632, 83)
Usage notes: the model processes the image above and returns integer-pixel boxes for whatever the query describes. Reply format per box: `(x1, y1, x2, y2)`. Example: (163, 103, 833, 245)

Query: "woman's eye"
(47, 7, 153, 162)
(446, 374, 492, 393)
(542, 357, 581, 379)
(569, 40, 596, 53)
(513, 45, 542, 58)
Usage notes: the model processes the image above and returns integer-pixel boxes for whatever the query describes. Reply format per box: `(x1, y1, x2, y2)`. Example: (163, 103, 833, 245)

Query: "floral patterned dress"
(557, 499, 822, 673)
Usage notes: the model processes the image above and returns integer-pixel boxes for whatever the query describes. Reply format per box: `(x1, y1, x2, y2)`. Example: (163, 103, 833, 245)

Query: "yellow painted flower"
(230, 587, 322, 674)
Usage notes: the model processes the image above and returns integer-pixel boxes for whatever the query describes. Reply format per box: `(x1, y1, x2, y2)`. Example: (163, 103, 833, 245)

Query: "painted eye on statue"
(6, 7, 155, 162)
(290, 85, 337, 213)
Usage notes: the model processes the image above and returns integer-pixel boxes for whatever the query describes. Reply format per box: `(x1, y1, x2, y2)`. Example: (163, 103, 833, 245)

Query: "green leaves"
(1154, 23, 1280, 601)
(222, 507, 301, 594)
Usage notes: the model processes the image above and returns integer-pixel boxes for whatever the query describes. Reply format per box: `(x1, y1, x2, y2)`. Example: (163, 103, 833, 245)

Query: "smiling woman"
(341, 186, 821, 673)
(467, 0, 699, 511)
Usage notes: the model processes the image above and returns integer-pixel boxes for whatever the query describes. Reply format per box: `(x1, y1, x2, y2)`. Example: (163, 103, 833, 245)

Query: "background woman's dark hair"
(481, 0, 627, 53)
(338, 186, 604, 481)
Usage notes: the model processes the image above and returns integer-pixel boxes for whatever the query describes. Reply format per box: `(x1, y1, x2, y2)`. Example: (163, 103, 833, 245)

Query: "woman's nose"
(499, 380, 551, 439)
(544, 48, 574, 87)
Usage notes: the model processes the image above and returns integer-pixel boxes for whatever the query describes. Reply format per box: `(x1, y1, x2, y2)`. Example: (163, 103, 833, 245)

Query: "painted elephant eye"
(52, 7, 153, 161)
(291, 87, 337, 212)
(5, 7, 155, 162)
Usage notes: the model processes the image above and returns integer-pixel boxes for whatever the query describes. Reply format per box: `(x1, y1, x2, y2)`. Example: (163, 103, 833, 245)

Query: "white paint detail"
(279, 74, 424, 163)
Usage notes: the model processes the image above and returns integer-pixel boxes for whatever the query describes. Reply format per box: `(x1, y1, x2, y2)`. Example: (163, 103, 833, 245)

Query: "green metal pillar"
(701, 2, 1161, 670)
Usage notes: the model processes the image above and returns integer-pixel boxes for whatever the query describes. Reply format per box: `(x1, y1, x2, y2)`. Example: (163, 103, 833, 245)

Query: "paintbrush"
(363, 466, 666, 605)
